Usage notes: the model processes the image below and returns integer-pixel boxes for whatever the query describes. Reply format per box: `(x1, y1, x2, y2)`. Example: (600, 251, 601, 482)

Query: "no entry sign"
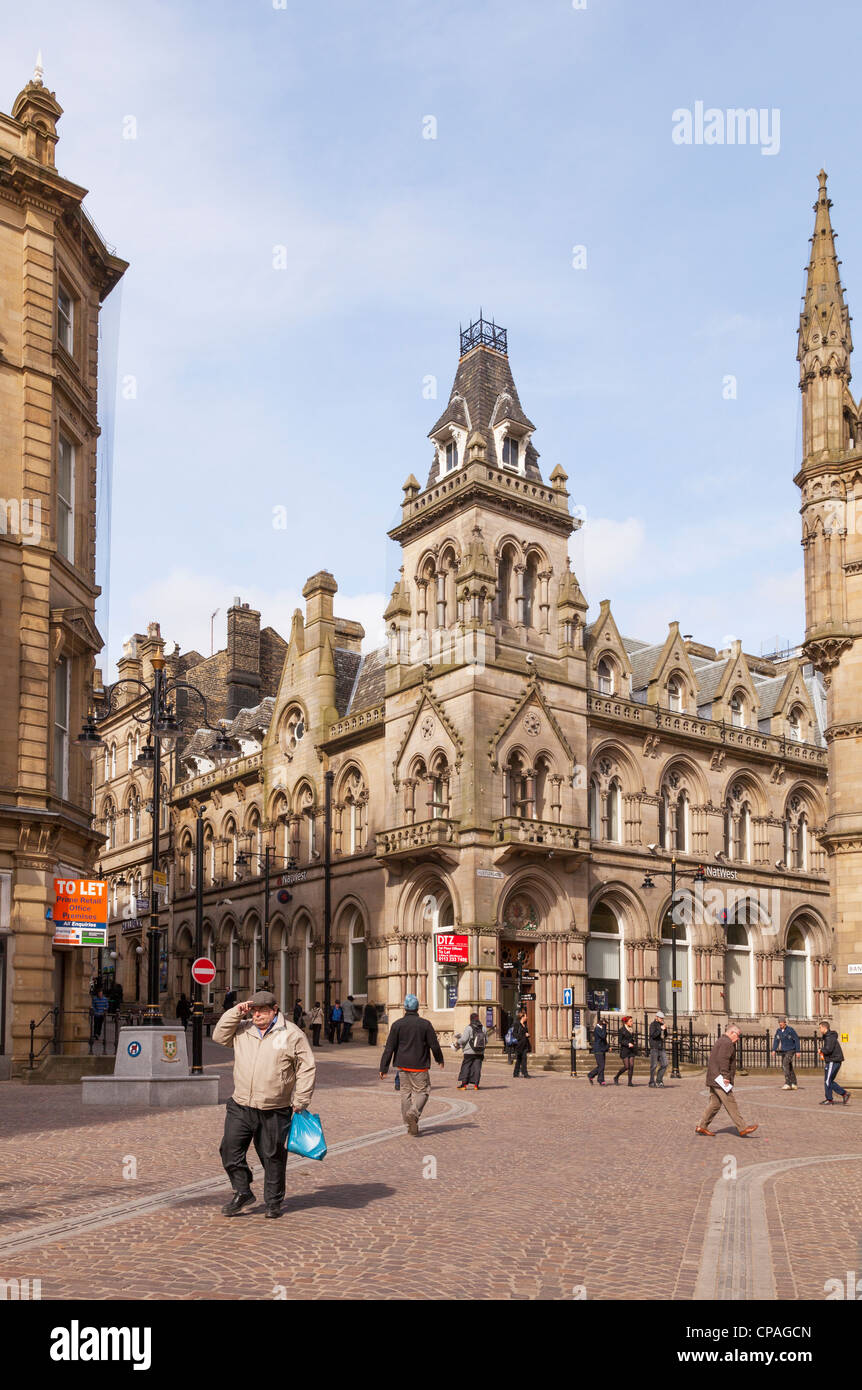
(191, 957, 216, 985)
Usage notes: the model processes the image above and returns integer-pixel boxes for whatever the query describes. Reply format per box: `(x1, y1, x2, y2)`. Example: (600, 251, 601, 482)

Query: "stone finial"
(34, 51, 44, 84)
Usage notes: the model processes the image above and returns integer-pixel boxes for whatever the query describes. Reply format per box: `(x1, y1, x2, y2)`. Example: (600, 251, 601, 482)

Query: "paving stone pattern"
(0, 1042, 859, 1301)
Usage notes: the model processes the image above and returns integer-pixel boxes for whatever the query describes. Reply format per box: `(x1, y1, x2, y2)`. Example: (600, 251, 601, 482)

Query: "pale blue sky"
(4, 0, 862, 670)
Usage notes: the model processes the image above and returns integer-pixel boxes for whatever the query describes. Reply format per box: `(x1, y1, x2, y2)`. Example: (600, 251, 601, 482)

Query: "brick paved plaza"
(1, 1040, 860, 1310)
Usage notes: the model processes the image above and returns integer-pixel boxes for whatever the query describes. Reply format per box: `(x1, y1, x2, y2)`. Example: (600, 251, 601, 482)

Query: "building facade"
(0, 69, 126, 1074)
(797, 171, 862, 1084)
(167, 316, 830, 1054)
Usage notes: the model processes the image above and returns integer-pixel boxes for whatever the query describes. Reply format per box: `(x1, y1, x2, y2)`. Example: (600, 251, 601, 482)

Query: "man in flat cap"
(213, 990, 316, 1219)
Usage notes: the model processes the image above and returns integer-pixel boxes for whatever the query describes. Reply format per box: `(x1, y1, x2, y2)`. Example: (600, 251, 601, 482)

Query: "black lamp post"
(234, 845, 298, 992)
(642, 858, 706, 1078)
(77, 657, 234, 1027)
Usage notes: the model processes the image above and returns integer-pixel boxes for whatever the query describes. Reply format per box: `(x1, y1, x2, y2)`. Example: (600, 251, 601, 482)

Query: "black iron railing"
(460, 315, 507, 357)
(586, 1018, 825, 1070)
(28, 1007, 60, 1069)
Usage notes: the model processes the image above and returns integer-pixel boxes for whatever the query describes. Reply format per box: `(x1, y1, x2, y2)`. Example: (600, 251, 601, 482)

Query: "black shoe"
(648, 1081, 656, 1088)
(588, 1076, 594, 1085)
(657, 1081, 666, 1088)
(820, 1099, 834, 1105)
(613, 1076, 620, 1085)
(264, 1201, 283, 1219)
(222, 1190, 255, 1217)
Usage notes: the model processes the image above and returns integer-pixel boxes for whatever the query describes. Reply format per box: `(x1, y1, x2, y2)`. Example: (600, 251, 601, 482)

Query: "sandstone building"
(163, 316, 830, 1055)
(0, 68, 126, 1074)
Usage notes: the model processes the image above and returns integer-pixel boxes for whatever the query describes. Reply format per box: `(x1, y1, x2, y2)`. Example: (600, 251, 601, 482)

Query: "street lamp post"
(77, 658, 234, 1027)
(642, 858, 706, 1079)
(191, 805, 204, 1075)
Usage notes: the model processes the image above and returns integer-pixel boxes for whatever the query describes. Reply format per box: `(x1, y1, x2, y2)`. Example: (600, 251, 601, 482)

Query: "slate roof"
(346, 647, 387, 713)
(334, 649, 362, 715)
(426, 341, 541, 484)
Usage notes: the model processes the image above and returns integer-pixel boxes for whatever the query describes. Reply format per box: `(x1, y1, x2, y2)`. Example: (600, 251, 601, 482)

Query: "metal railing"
(587, 1018, 824, 1070)
(28, 1007, 60, 1069)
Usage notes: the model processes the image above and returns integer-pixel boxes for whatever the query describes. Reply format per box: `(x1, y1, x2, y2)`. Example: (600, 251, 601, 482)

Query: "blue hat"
(404, 994, 419, 1012)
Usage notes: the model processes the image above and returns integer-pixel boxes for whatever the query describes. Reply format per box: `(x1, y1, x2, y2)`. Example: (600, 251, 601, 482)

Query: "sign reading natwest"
(434, 933, 469, 965)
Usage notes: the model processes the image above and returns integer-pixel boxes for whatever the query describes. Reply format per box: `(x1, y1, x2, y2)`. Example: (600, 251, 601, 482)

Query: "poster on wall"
(52, 879, 108, 947)
(434, 933, 469, 964)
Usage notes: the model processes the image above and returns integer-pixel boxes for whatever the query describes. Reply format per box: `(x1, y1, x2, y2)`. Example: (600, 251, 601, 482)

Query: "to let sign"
(434, 933, 469, 964)
(52, 879, 108, 947)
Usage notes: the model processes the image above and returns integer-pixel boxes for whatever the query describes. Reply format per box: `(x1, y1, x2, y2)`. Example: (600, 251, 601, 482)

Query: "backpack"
(470, 1024, 487, 1054)
(505, 1026, 516, 1046)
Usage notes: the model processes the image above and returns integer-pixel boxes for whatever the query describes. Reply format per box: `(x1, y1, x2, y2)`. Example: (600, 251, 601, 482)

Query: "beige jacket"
(213, 1006, 316, 1111)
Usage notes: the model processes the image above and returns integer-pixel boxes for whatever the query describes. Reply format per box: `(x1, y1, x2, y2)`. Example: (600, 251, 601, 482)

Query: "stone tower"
(796, 171, 862, 1084)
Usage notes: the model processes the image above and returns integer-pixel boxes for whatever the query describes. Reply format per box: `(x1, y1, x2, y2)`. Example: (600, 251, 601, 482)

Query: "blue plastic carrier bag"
(287, 1110, 327, 1160)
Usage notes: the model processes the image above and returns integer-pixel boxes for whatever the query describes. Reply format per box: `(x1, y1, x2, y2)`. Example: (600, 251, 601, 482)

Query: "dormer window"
(667, 677, 683, 713)
(501, 436, 519, 470)
(730, 691, 746, 728)
(445, 441, 458, 473)
(788, 707, 802, 742)
(597, 658, 614, 696)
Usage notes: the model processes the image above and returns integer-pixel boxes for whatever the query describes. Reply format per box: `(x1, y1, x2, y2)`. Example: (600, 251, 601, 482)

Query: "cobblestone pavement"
(0, 1041, 860, 1301)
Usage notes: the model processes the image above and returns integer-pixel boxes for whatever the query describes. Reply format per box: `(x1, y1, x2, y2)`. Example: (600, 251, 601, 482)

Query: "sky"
(5, 0, 862, 672)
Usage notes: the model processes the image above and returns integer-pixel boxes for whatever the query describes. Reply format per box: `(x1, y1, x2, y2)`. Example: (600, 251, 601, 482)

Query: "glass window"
(785, 953, 807, 1018)
(589, 779, 599, 839)
(659, 912, 689, 1012)
(587, 902, 621, 1010)
(668, 678, 683, 712)
(502, 436, 519, 470)
(57, 435, 75, 563)
(350, 915, 367, 996)
(53, 657, 69, 798)
(445, 441, 458, 473)
(788, 708, 802, 742)
(432, 898, 457, 1009)
(58, 284, 74, 353)
(597, 658, 613, 695)
(730, 692, 745, 728)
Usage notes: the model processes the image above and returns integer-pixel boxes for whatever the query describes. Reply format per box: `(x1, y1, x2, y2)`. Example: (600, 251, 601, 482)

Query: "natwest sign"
(434, 933, 469, 965)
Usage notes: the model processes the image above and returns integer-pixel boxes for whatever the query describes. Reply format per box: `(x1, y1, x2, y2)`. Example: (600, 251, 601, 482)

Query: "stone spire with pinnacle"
(797, 170, 856, 461)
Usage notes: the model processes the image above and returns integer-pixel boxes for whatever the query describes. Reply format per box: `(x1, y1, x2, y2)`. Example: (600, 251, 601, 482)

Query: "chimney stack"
(226, 599, 261, 718)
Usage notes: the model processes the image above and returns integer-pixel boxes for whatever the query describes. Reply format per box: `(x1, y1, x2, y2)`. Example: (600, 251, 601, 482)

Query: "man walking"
(453, 1011, 487, 1090)
(362, 1000, 379, 1046)
(648, 1011, 669, 1088)
(91, 988, 109, 1040)
(819, 1020, 851, 1105)
(696, 1023, 758, 1137)
(213, 990, 316, 1219)
(772, 1018, 800, 1090)
(328, 1000, 343, 1044)
(587, 1016, 609, 1086)
(379, 994, 444, 1136)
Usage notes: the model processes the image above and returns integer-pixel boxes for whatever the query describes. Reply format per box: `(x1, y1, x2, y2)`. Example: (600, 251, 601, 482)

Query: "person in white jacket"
(213, 990, 316, 1219)
(453, 1012, 487, 1090)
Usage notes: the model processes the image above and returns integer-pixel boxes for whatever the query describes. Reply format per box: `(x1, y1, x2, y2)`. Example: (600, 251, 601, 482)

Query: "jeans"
(339, 1023, 353, 1044)
(825, 1061, 847, 1100)
(399, 1069, 430, 1121)
(587, 1051, 606, 1083)
(513, 1048, 530, 1077)
(312, 1024, 322, 1047)
(219, 1097, 293, 1204)
(779, 1052, 798, 1086)
(92, 1014, 105, 1039)
(649, 1047, 668, 1084)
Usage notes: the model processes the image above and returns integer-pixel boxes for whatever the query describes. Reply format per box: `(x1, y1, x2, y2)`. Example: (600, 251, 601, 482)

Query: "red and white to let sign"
(434, 933, 469, 965)
(53, 879, 108, 927)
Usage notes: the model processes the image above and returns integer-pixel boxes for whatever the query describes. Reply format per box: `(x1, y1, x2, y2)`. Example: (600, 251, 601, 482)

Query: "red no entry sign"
(191, 957, 216, 985)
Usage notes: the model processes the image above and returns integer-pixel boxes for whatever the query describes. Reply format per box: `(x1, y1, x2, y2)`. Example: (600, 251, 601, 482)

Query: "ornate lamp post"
(77, 656, 234, 1026)
(641, 858, 706, 1077)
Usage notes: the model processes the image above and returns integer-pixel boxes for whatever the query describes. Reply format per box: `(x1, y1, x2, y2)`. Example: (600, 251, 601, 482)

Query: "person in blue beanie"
(379, 994, 444, 1136)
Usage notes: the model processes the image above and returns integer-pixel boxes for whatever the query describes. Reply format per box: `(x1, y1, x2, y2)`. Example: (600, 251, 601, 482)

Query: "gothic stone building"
(0, 70, 126, 1074)
(167, 314, 830, 1055)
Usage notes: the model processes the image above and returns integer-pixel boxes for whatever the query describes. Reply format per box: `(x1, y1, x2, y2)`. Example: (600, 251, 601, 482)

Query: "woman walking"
(614, 1016, 637, 1086)
(512, 1008, 532, 1079)
(308, 1001, 324, 1048)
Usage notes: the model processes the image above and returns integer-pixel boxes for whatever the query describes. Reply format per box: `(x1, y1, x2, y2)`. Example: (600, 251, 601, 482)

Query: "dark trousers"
(513, 1048, 530, 1077)
(339, 1023, 352, 1044)
(588, 1051, 606, 1083)
(825, 1061, 847, 1100)
(780, 1052, 798, 1086)
(92, 1014, 105, 1038)
(312, 1024, 322, 1047)
(219, 1097, 293, 1204)
(366, 1029, 378, 1047)
(615, 1056, 634, 1084)
(458, 1054, 483, 1086)
(328, 1021, 342, 1044)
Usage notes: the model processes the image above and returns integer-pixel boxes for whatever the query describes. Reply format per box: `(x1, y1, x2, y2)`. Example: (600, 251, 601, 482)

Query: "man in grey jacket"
(453, 1012, 487, 1090)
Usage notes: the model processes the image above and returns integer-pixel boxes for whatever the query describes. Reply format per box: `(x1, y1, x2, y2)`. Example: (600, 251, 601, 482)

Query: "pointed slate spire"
(798, 171, 856, 460)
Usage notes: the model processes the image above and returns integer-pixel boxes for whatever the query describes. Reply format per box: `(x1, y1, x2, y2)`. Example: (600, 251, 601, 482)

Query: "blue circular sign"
(127, 1040, 142, 1058)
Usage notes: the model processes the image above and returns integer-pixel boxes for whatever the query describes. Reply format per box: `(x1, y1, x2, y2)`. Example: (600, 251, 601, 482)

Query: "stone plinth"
(81, 1027, 219, 1106)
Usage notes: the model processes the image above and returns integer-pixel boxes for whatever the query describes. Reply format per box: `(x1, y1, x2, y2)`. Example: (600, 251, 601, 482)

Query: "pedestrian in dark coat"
(613, 1017, 637, 1086)
(772, 1019, 800, 1089)
(176, 993, 191, 1031)
(292, 999, 304, 1027)
(587, 1017, 609, 1085)
(362, 1001, 379, 1046)
(379, 994, 444, 1136)
(648, 1011, 669, 1087)
(819, 1021, 851, 1105)
(512, 1008, 531, 1078)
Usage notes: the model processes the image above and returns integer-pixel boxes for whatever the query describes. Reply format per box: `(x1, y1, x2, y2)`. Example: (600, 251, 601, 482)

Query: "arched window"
(430, 757, 450, 820)
(110, 743, 117, 777)
(795, 813, 808, 871)
(504, 752, 531, 819)
(179, 833, 194, 893)
(785, 923, 810, 1019)
(127, 789, 141, 843)
(228, 925, 240, 990)
(607, 778, 622, 842)
(495, 545, 515, 624)
(725, 921, 752, 1016)
(667, 678, 683, 713)
(431, 894, 458, 1010)
(534, 757, 551, 822)
(523, 553, 540, 628)
(340, 768, 368, 854)
(787, 707, 803, 742)
(597, 658, 614, 695)
(659, 910, 690, 1013)
(501, 435, 519, 470)
(658, 789, 670, 850)
(280, 706, 306, 756)
(589, 778, 599, 839)
(674, 790, 689, 854)
(348, 910, 367, 997)
(204, 825, 215, 885)
(729, 690, 746, 728)
(224, 818, 238, 880)
(102, 799, 116, 851)
(587, 902, 622, 1011)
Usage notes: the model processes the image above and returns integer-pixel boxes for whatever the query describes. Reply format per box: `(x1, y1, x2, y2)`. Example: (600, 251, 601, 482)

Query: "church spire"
(798, 170, 855, 461)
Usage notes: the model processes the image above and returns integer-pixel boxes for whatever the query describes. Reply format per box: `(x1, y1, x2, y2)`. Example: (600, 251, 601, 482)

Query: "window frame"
(53, 656, 70, 799)
(57, 281, 75, 356)
(56, 433, 75, 565)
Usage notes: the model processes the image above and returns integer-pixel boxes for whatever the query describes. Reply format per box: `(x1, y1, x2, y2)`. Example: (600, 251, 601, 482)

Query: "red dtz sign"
(434, 933, 469, 964)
